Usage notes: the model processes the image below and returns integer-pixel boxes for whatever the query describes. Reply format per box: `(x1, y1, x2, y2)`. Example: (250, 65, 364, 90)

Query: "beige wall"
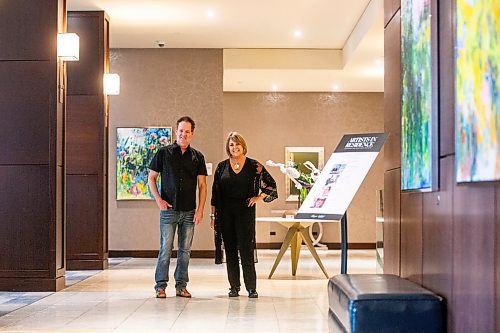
(223, 93, 384, 244)
(108, 49, 223, 251)
(108, 49, 384, 251)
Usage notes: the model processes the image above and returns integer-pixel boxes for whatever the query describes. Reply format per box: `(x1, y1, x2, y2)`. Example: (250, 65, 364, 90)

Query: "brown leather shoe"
(176, 288, 192, 298)
(155, 288, 166, 298)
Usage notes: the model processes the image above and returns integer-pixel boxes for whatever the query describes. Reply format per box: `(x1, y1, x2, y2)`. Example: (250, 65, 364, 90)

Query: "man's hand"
(155, 197, 172, 211)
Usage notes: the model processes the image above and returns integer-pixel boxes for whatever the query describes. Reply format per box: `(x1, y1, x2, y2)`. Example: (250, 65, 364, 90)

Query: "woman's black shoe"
(248, 289, 258, 298)
(228, 287, 240, 297)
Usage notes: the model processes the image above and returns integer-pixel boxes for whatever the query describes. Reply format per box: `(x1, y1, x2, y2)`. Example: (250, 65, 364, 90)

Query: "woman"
(211, 132, 277, 298)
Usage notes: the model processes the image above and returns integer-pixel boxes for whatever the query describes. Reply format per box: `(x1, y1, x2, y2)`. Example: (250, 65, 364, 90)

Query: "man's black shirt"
(149, 142, 207, 211)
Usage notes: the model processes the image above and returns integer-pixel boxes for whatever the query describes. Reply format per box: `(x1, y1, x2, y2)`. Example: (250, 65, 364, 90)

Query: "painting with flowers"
(116, 127, 172, 200)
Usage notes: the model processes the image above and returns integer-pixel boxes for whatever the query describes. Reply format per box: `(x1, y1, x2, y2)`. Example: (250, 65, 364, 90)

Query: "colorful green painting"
(455, 0, 500, 182)
(116, 127, 172, 200)
(401, 0, 438, 191)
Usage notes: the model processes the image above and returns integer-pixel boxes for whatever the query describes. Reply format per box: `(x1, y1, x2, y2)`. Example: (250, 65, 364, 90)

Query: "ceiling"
(67, 0, 384, 92)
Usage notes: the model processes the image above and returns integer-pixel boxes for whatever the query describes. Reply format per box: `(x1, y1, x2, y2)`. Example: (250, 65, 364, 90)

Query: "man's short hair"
(176, 116, 195, 131)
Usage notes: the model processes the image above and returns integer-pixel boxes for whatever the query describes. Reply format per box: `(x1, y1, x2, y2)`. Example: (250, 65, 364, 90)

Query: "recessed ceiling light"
(272, 84, 279, 91)
(293, 30, 303, 38)
(332, 85, 340, 91)
(206, 9, 215, 19)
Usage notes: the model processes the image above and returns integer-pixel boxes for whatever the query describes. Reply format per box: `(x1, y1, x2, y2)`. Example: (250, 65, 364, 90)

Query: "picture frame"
(455, 0, 500, 183)
(400, 0, 439, 192)
(116, 127, 172, 200)
(284, 147, 324, 201)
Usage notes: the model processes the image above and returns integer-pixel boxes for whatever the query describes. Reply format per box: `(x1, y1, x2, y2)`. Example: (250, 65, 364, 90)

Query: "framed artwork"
(455, 0, 500, 183)
(400, 0, 439, 191)
(116, 127, 172, 200)
(284, 147, 324, 201)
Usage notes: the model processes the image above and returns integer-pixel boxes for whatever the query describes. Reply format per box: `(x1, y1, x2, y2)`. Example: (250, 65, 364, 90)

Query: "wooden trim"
(324, 243, 376, 250)
(67, 259, 109, 270)
(0, 276, 65, 292)
(256, 243, 282, 249)
(109, 244, 375, 258)
(109, 250, 215, 258)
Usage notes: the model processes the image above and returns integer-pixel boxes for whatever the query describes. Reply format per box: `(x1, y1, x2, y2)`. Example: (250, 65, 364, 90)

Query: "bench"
(327, 274, 444, 333)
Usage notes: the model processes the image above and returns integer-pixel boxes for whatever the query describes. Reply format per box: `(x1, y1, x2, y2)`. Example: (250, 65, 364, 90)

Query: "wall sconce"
(103, 73, 120, 95)
(57, 33, 80, 61)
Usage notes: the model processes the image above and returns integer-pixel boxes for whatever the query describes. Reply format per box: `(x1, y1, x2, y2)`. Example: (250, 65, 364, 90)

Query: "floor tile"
(0, 249, 375, 332)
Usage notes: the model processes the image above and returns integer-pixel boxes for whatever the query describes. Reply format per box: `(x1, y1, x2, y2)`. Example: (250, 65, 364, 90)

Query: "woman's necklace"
(231, 158, 243, 170)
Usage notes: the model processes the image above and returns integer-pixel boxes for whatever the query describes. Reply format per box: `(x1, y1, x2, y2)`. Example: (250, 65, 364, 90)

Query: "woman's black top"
(219, 159, 254, 203)
(211, 157, 278, 264)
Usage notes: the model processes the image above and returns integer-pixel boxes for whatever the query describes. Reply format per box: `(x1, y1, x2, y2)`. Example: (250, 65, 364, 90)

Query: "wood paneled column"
(0, 0, 66, 291)
(66, 11, 109, 270)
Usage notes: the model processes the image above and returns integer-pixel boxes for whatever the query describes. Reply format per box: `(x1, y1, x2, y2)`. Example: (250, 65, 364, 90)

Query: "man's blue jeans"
(154, 209, 195, 291)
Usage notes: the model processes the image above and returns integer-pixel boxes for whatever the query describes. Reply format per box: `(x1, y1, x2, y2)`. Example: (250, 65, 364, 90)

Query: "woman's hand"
(209, 212, 215, 230)
(247, 193, 266, 207)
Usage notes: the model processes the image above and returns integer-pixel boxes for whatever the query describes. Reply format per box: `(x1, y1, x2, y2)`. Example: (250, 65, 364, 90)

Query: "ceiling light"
(293, 30, 303, 38)
(332, 85, 340, 91)
(206, 9, 215, 19)
(272, 84, 279, 91)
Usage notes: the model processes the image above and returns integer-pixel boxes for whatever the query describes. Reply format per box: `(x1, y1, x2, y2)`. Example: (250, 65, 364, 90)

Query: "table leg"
(268, 223, 299, 278)
(290, 228, 303, 276)
(299, 228, 329, 278)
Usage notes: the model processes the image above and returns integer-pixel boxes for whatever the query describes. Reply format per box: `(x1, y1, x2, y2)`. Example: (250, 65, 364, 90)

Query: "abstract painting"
(116, 127, 172, 200)
(401, 0, 438, 191)
(455, 0, 500, 182)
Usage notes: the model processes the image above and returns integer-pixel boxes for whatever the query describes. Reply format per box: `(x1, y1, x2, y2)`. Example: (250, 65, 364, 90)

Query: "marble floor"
(0, 249, 376, 333)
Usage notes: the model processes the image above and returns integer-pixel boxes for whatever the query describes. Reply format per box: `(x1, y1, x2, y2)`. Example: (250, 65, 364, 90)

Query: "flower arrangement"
(266, 160, 321, 204)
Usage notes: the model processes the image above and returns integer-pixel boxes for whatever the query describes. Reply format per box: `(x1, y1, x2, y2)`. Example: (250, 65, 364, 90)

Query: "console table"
(256, 217, 339, 278)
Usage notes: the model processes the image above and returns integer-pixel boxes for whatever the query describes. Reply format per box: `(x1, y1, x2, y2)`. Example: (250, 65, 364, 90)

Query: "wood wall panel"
(0, 0, 56, 60)
(0, 166, 51, 271)
(66, 175, 107, 269)
(66, 11, 109, 270)
(66, 95, 101, 174)
(0, 63, 51, 165)
(422, 156, 453, 330)
(452, 183, 495, 333)
(384, 1, 499, 330)
(400, 192, 422, 284)
(383, 168, 401, 275)
(67, 13, 102, 95)
(384, 0, 400, 28)
(383, 11, 401, 171)
(0, 0, 65, 291)
(496, 184, 500, 333)
(439, 0, 455, 156)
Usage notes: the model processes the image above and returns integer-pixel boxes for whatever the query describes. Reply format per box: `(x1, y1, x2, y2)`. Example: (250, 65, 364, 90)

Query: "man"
(148, 116, 207, 298)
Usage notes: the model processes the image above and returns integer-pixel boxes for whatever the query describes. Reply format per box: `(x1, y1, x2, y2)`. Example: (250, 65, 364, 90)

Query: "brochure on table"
(295, 133, 388, 221)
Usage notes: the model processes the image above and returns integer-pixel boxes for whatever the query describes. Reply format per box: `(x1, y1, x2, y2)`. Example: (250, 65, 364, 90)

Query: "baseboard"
(324, 243, 376, 250)
(256, 243, 282, 249)
(109, 243, 375, 258)
(67, 259, 109, 270)
(109, 250, 215, 258)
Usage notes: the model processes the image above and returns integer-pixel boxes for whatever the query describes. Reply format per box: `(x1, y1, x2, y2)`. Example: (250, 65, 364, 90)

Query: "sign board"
(295, 133, 388, 220)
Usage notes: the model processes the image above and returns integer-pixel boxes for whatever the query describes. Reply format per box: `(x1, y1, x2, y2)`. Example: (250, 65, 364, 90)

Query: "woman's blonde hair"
(226, 132, 248, 157)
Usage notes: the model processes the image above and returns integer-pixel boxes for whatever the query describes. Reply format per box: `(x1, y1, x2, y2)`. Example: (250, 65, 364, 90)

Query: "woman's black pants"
(220, 202, 256, 291)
